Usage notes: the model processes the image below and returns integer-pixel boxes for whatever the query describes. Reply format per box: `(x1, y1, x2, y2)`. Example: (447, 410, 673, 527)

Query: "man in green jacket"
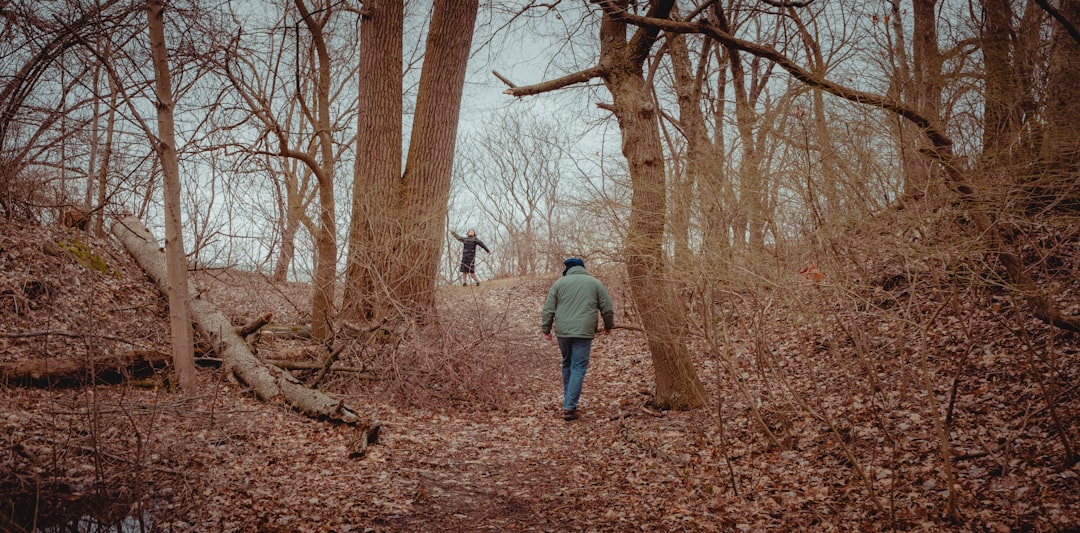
(541, 257, 615, 421)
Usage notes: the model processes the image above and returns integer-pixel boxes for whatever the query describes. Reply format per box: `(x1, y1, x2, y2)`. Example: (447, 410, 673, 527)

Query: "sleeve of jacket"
(597, 282, 615, 331)
(540, 284, 558, 334)
(477, 239, 491, 253)
(450, 231, 464, 242)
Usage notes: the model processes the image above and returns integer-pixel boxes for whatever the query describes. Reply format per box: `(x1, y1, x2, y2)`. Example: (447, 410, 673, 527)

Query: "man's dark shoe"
(562, 409, 578, 421)
(476, 281, 480, 286)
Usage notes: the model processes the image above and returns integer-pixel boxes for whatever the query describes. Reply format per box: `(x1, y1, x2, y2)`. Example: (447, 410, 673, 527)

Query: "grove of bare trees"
(2, 0, 1078, 434)
(3, 0, 1080, 529)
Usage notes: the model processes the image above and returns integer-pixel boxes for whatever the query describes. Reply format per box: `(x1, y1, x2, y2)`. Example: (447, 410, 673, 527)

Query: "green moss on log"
(58, 239, 116, 277)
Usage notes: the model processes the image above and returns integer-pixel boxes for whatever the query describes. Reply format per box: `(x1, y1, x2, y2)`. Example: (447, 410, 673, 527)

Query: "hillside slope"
(1, 218, 1077, 531)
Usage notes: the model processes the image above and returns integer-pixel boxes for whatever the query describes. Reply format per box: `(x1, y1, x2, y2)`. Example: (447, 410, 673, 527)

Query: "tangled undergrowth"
(1, 210, 1077, 531)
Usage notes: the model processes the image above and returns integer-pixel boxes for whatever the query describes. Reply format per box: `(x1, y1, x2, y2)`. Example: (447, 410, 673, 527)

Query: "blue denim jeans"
(557, 337, 592, 411)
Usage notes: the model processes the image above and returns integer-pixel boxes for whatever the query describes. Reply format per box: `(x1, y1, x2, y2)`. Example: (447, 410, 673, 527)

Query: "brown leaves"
(2, 221, 1079, 530)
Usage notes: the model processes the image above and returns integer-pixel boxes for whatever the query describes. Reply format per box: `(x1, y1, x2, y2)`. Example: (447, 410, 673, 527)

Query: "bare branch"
(607, 12, 954, 154)
(758, 0, 816, 8)
(1034, 0, 1080, 44)
(491, 69, 517, 89)
(504, 65, 606, 97)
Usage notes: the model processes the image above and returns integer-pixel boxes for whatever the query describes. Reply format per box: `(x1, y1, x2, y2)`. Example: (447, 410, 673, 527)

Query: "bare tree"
(342, 0, 404, 320)
(292, 0, 341, 341)
(342, 0, 480, 318)
(269, 149, 317, 282)
(0, 2, 117, 219)
(1038, 0, 1080, 183)
(456, 111, 565, 278)
(206, 0, 354, 340)
(503, 0, 706, 410)
(147, 0, 196, 388)
(664, 23, 714, 270)
(711, 2, 775, 251)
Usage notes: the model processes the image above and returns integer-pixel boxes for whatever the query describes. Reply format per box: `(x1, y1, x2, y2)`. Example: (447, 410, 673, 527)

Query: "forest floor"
(1, 218, 1079, 532)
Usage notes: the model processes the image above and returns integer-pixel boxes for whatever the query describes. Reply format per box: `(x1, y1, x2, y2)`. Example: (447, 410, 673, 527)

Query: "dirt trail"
(7, 225, 1077, 530)
(379, 279, 641, 530)
(0, 228, 665, 531)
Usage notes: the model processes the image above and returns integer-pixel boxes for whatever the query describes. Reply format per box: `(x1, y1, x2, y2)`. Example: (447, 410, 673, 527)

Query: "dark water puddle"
(1, 482, 152, 533)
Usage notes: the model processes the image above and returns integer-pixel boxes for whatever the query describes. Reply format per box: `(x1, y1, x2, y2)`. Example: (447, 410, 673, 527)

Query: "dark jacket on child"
(451, 231, 490, 273)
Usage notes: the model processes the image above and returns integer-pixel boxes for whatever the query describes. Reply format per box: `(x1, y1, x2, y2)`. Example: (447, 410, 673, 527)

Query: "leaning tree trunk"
(112, 215, 368, 424)
(394, 0, 479, 315)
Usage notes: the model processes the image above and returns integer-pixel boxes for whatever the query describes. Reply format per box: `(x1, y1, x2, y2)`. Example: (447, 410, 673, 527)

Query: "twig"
(621, 428, 687, 467)
(952, 451, 990, 462)
(491, 70, 516, 88)
(640, 404, 665, 417)
(237, 311, 273, 338)
(309, 320, 387, 388)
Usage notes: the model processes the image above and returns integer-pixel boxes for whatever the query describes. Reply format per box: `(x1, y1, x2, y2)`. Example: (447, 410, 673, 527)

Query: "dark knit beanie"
(562, 257, 585, 276)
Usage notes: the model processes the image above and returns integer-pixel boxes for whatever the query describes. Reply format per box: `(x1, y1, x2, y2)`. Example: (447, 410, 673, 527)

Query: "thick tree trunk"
(395, 0, 479, 315)
(600, 0, 705, 410)
(904, 0, 945, 197)
(343, 0, 404, 320)
(112, 216, 367, 424)
(1038, 0, 1080, 203)
(982, 0, 1021, 165)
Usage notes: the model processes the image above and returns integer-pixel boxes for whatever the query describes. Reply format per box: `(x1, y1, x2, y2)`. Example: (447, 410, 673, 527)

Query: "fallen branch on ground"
(0, 350, 169, 387)
(112, 215, 371, 427)
(238, 312, 273, 338)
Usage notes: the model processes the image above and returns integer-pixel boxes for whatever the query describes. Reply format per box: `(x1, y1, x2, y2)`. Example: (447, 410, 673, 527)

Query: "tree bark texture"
(343, 0, 477, 319)
(904, 0, 945, 196)
(981, 0, 1021, 165)
(147, 0, 196, 389)
(395, 0, 479, 315)
(1040, 0, 1080, 171)
(112, 216, 367, 424)
(343, 0, 404, 319)
(599, 0, 706, 410)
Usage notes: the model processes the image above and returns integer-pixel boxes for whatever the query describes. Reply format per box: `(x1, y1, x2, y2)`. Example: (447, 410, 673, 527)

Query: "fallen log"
(111, 216, 368, 425)
(0, 350, 169, 387)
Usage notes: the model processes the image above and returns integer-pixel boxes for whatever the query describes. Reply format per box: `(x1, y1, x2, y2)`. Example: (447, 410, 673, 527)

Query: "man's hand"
(543, 333, 552, 342)
(602, 329, 612, 336)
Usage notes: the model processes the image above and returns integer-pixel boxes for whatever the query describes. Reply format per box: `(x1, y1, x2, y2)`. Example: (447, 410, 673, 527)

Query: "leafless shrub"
(0, 161, 54, 223)
(328, 290, 524, 411)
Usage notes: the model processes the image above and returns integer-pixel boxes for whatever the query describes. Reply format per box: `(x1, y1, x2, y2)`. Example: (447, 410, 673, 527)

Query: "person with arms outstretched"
(451, 229, 490, 286)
